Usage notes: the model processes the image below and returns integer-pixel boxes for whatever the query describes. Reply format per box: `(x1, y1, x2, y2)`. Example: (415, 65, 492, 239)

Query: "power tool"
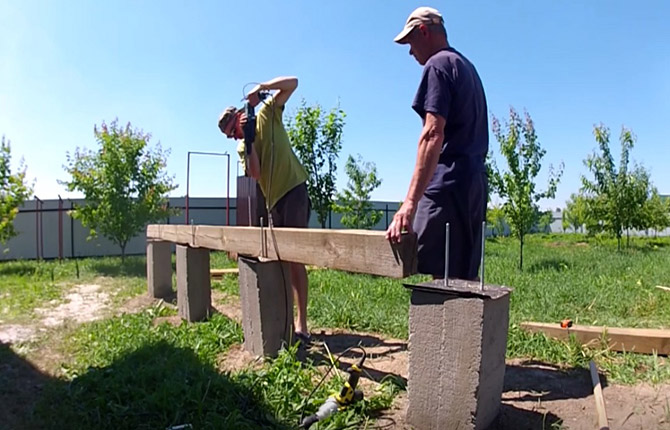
(299, 352, 366, 429)
(242, 90, 269, 155)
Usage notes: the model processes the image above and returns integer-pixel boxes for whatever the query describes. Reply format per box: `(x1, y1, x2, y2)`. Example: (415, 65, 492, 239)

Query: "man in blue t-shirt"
(386, 6, 489, 281)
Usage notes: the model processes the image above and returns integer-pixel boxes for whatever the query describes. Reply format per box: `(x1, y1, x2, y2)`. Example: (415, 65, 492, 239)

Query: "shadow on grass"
(503, 361, 607, 401)
(299, 332, 408, 387)
(2, 340, 292, 430)
(0, 262, 39, 277)
(87, 257, 150, 278)
(527, 258, 572, 273)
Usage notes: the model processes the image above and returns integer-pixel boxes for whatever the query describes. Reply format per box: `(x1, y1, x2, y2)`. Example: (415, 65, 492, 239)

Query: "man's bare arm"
(386, 112, 445, 243)
(248, 76, 298, 108)
(404, 112, 446, 207)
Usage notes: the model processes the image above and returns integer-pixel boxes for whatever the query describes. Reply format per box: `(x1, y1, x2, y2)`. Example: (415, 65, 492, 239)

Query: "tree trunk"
(519, 234, 524, 271)
(120, 243, 126, 263)
(626, 229, 630, 247)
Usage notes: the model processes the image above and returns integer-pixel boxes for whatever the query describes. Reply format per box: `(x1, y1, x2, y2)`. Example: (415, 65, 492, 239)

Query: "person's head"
(218, 106, 243, 139)
(394, 6, 448, 65)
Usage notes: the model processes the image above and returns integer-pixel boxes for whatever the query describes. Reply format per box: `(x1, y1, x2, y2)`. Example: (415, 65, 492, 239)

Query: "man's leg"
(290, 262, 308, 334)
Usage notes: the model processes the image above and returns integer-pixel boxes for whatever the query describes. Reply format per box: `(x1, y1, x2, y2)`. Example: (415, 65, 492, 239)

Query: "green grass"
(28, 303, 398, 430)
(2, 236, 670, 428)
(214, 234, 670, 383)
(0, 256, 147, 324)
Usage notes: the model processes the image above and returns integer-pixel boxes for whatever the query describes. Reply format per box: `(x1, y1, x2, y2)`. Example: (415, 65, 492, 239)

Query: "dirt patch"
(211, 290, 242, 323)
(152, 315, 183, 327)
(217, 344, 264, 373)
(0, 325, 38, 344)
(35, 284, 110, 327)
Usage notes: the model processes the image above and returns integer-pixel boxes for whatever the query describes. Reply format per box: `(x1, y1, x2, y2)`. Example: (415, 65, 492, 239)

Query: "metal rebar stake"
(260, 217, 266, 258)
(444, 223, 450, 287)
(480, 220, 486, 291)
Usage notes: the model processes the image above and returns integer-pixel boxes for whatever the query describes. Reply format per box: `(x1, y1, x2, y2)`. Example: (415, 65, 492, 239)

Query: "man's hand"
(386, 200, 416, 243)
(246, 85, 263, 107)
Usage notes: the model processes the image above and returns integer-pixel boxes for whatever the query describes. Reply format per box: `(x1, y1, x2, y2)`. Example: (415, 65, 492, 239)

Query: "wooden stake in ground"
(589, 360, 609, 430)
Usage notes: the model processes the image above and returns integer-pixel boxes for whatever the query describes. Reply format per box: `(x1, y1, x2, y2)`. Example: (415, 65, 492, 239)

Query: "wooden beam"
(656, 285, 670, 292)
(147, 224, 417, 278)
(589, 361, 610, 430)
(520, 322, 670, 355)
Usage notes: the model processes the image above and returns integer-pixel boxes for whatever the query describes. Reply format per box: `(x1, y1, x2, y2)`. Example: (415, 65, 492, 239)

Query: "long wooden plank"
(589, 361, 610, 430)
(520, 322, 670, 355)
(147, 224, 417, 278)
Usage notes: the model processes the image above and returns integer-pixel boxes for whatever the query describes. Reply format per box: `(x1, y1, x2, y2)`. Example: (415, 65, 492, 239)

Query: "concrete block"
(238, 256, 293, 358)
(147, 241, 172, 298)
(405, 279, 511, 430)
(176, 245, 211, 322)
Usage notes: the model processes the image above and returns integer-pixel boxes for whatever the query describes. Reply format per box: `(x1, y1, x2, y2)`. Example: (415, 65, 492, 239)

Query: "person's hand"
(386, 200, 416, 243)
(246, 85, 263, 107)
(239, 112, 248, 128)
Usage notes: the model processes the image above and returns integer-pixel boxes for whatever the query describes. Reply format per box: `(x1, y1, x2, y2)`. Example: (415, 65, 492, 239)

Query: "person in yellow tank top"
(218, 76, 312, 343)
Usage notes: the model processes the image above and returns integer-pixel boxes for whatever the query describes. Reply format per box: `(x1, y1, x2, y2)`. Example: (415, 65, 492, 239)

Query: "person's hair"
(427, 23, 448, 43)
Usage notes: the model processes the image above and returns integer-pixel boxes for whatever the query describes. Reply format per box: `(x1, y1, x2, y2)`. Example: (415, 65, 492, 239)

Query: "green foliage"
(536, 210, 554, 233)
(642, 188, 670, 237)
(562, 193, 589, 233)
(580, 125, 652, 249)
(489, 108, 563, 269)
(0, 136, 33, 244)
(486, 204, 507, 237)
(61, 120, 176, 258)
(333, 154, 383, 229)
(287, 100, 345, 228)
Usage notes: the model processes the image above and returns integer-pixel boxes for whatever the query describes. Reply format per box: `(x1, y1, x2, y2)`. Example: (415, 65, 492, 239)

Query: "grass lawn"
(1, 233, 669, 429)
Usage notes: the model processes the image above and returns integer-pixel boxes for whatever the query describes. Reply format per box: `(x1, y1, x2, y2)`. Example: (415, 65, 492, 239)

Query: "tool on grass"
(299, 349, 367, 429)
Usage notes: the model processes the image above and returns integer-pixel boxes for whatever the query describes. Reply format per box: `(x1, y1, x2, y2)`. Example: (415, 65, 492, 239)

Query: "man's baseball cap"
(218, 106, 239, 134)
(393, 6, 444, 44)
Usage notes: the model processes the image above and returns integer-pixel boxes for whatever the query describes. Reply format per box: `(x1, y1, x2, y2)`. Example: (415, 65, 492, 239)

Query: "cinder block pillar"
(404, 279, 511, 430)
(238, 256, 293, 358)
(147, 240, 172, 298)
(176, 245, 211, 322)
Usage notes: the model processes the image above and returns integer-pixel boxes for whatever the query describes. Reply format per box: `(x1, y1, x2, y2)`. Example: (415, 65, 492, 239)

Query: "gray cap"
(394, 6, 444, 44)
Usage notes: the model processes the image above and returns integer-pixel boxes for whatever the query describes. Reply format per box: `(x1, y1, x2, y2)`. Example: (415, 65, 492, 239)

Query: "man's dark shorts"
(413, 172, 487, 280)
(271, 182, 311, 228)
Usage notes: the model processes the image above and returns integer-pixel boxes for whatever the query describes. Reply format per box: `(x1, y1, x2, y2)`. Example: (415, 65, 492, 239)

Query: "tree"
(580, 125, 650, 249)
(562, 193, 589, 233)
(0, 136, 33, 244)
(489, 108, 563, 270)
(287, 100, 345, 228)
(642, 188, 670, 237)
(486, 204, 506, 237)
(333, 154, 382, 229)
(61, 120, 176, 260)
(537, 210, 554, 233)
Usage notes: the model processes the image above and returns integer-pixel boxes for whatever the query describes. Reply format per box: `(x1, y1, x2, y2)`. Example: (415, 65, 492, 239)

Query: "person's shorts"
(270, 182, 311, 228)
(412, 172, 487, 280)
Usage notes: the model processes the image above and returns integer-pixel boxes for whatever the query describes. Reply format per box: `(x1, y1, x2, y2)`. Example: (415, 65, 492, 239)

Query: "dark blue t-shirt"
(412, 48, 488, 191)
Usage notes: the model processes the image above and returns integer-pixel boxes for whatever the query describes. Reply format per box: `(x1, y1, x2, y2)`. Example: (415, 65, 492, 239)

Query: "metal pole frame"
(185, 151, 231, 226)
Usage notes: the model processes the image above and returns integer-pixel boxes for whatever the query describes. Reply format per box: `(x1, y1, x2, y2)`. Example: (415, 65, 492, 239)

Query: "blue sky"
(1, 1, 668, 209)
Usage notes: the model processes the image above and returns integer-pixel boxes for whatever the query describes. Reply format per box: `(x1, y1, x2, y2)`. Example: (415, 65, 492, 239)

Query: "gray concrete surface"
(238, 256, 293, 358)
(176, 245, 211, 322)
(406, 283, 511, 430)
(147, 241, 173, 299)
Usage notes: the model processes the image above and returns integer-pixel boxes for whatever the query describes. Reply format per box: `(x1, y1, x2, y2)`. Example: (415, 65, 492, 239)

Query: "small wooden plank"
(656, 285, 670, 292)
(147, 224, 417, 278)
(589, 361, 610, 430)
(210, 268, 239, 277)
(520, 322, 670, 355)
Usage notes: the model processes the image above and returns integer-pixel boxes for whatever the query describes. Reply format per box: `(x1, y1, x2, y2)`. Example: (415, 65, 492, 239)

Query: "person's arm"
(386, 112, 445, 243)
(247, 76, 298, 108)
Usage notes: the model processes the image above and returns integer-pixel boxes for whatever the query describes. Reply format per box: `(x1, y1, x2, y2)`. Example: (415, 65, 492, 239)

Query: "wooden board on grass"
(148, 224, 417, 278)
(520, 322, 670, 355)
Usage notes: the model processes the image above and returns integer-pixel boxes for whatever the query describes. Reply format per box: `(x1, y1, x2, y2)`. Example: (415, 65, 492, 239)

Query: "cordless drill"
(242, 90, 269, 155)
(299, 353, 366, 429)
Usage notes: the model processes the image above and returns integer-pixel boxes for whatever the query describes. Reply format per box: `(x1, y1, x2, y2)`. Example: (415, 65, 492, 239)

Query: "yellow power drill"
(299, 353, 366, 429)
